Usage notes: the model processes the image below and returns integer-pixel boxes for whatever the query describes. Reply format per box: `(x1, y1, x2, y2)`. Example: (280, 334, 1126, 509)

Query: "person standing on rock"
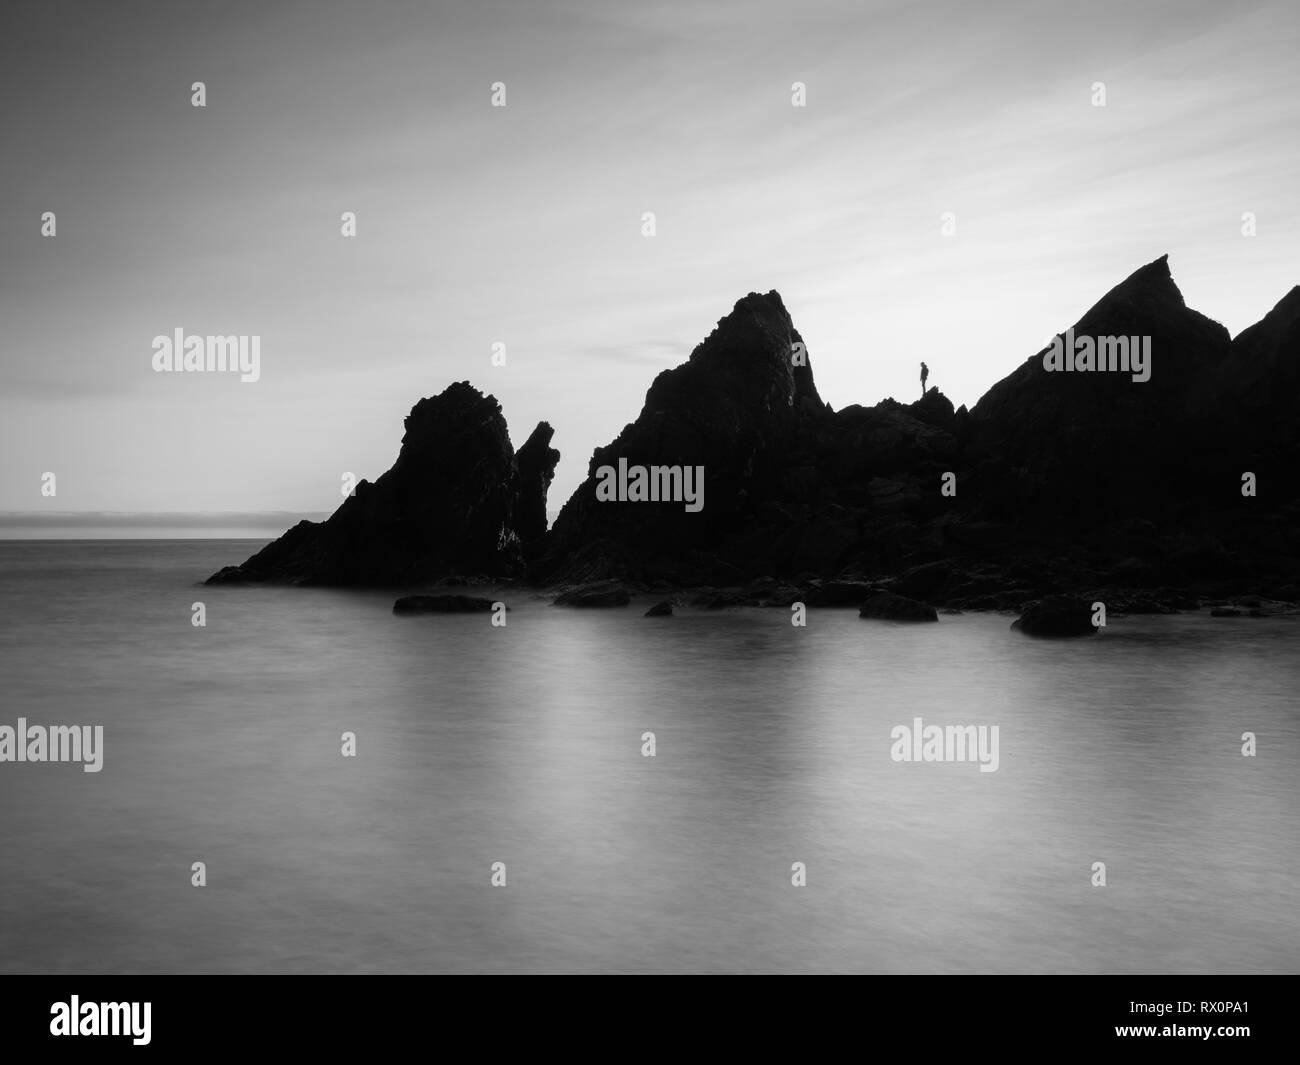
(920, 361, 929, 397)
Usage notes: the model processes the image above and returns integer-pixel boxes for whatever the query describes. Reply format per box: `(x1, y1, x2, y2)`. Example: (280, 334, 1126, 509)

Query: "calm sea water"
(0, 539, 1297, 974)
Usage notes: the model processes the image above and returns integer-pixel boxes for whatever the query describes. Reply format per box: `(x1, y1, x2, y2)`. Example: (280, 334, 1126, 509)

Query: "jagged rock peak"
(1083, 253, 1185, 316)
(684, 289, 821, 407)
(402, 380, 500, 440)
(516, 421, 561, 547)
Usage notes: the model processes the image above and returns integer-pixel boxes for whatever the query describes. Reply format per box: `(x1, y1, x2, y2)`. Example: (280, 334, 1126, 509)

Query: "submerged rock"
(553, 583, 631, 607)
(644, 600, 674, 617)
(393, 595, 500, 615)
(859, 591, 939, 622)
(1011, 596, 1098, 637)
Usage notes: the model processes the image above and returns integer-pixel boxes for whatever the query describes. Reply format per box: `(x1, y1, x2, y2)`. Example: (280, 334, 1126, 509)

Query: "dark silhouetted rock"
(205, 255, 1300, 608)
(206, 383, 559, 586)
(1221, 285, 1300, 504)
(859, 591, 939, 622)
(553, 583, 631, 607)
(393, 595, 500, 615)
(535, 285, 975, 588)
(1012, 597, 1098, 637)
(969, 256, 1232, 517)
(515, 421, 560, 555)
(1210, 606, 1242, 617)
(644, 600, 673, 617)
(539, 291, 833, 586)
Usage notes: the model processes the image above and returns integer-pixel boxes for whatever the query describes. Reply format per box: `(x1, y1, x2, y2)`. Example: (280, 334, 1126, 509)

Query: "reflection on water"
(0, 541, 1297, 973)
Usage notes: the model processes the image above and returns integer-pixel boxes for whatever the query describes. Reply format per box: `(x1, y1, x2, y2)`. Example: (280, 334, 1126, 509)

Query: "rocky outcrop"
(951, 261, 1296, 602)
(535, 255, 1299, 604)
(644, 600, 673, 617)
(966, 255, 1232, 524)
(538, 291, 829, 586)
(204, 257, 1300, 607)
(514, 421, 561, 555)
(552, 583, 631, 607)
(1011, 597, 1098, 637)
(1222, 286, 1300, 415)
(859, 591, 939, 622)
(393, 595, 500, 614)
(1220, 285, 1300, 508)
(536, 291, 964, 586)
(206, 383, 559, 586)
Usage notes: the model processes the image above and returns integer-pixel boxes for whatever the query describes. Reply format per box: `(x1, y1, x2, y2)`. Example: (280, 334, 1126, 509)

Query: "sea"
(0, 539, 1297, 973)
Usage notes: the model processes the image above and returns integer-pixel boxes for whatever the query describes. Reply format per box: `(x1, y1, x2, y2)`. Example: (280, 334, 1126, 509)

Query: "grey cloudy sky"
(2, 0, 1297, 519)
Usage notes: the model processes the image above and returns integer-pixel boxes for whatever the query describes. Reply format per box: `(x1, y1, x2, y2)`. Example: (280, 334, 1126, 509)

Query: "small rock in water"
(644, 600, 673, 617)
(858, 591, 939, 622)
(1011, 596, 1097, 637)
(393, 595, 499, 615)
(553, 583, 631, 607)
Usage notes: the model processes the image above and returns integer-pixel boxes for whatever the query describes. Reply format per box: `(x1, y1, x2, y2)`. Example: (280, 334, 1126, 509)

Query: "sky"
(2, 0, 1297, 530)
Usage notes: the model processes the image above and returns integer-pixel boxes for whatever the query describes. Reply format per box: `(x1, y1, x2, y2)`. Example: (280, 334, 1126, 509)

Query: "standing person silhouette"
(920, 361, 929, 398)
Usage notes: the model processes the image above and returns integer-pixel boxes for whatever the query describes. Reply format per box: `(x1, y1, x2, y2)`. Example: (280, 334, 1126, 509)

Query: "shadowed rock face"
(206, 382, 559, 586)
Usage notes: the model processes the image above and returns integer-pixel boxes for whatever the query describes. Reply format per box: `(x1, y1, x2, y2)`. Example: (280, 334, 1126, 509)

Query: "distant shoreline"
(0, 513, 326, 541)
(0, 534, 279, 541)
(0, 511, 562, 541)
